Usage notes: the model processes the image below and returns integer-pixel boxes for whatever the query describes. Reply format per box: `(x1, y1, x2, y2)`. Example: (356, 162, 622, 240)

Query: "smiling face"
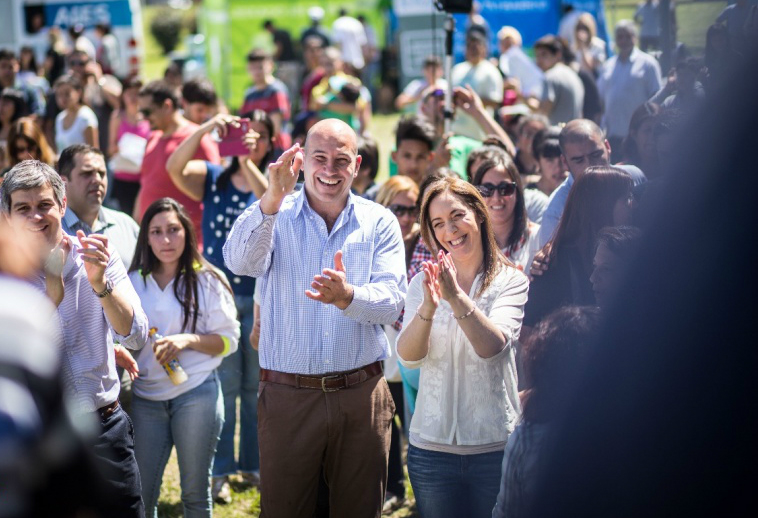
(389, 191, 419, 239)
(147, 210, 186, 269)
(8, 184, 66, 247)
(303, 120, 361, 214)
(62, 152, 107, 217)
(428, 191, 483, 262)
(480, 166, 517, 227)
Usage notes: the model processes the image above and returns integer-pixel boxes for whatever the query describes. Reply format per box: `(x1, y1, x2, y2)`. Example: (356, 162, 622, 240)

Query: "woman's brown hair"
(129, 198, 231, 333)
(549, 166, 633, 271)
(7, 117, 55, 167)
(419, 176, 508, 297)
(471, 151, 528, 252)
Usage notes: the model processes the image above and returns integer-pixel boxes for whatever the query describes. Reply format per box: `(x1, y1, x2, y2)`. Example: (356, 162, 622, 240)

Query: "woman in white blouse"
(53, 73, 98, 152)
(470, 151, 541, 272)
(128, 198, 239, 518)
(397, 176, 529, 518)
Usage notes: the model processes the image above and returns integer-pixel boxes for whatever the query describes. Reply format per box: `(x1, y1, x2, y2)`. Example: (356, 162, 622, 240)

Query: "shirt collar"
(294, 187, 358, 228)
(63, 207, 113, 234)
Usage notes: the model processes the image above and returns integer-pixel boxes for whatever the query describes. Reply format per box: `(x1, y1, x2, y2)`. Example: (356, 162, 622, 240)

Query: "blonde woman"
(573, 13, 607, 76)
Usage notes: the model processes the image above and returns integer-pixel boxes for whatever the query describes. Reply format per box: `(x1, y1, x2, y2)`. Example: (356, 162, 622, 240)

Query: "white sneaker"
(212, 476, 232, 504)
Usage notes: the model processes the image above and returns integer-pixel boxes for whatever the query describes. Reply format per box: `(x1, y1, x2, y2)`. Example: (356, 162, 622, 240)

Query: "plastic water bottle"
(149, 327, 188, 385)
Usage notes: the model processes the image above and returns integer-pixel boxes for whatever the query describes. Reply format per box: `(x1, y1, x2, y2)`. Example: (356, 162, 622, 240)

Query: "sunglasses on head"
(389, 204, 419, 218)
(477, 181, 517, 198)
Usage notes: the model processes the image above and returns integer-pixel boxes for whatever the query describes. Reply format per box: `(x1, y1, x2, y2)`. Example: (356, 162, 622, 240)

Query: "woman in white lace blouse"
(397, 176, 529, 518)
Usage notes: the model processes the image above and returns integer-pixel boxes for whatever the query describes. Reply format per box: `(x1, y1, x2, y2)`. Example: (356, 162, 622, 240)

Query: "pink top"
(113, 114, 151, 182)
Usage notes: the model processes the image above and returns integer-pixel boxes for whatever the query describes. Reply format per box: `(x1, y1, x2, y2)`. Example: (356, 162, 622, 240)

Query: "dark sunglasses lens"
(140, 109, 152, 117)
(499, 182, 517, 196)
(390, 205, 417, 218)
(477, 185, 495, 197)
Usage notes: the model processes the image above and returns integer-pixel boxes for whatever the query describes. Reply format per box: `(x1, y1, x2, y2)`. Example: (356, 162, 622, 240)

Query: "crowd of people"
(0, 3, 756, 518)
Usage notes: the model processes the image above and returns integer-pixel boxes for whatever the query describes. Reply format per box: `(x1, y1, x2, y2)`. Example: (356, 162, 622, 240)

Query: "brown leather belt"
(97, 399, 120, 420)
(260, 361, 383, 392)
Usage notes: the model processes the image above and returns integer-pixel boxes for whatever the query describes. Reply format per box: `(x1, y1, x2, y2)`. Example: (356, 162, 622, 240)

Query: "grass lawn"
(156, 414, 417, 517)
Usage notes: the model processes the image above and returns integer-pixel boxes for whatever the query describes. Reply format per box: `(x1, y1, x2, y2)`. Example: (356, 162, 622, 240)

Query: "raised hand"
(453, 84, 485, 115)
(437, 250, 463, 302)
(76, 230, 110, 292)
(261, 143, 304, 214)
(305, 250, 354, 310)
(202, 114, 241, 139)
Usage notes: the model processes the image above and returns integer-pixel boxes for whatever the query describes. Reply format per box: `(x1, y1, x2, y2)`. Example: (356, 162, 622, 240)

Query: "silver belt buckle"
(321, 374, 342, 392)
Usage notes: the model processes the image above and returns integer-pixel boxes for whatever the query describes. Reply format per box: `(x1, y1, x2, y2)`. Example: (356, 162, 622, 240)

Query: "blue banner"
(43, 1, 133, 29)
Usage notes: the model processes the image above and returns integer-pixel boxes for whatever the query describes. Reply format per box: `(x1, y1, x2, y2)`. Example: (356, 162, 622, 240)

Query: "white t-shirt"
(332, 15, 367, 69)
(450, 59, 504, 141)
(55, 105, 98, 152)
(129, 269, 240, 401)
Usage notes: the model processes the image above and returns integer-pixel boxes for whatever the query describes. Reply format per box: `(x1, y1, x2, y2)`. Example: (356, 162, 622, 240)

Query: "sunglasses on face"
(389, 204, 419, 218)
(70, 60, 89, 67)
(477, 181, 517, 198)
(139, 108, 153, 118)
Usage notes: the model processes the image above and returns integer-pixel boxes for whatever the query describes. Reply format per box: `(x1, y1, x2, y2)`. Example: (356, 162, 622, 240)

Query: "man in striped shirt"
(1, 161, 149, 518)
(224, 119, 406, 517)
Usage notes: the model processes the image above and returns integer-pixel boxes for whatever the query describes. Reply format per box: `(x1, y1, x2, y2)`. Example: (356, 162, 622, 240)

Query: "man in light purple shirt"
(0, 160, 149, 518)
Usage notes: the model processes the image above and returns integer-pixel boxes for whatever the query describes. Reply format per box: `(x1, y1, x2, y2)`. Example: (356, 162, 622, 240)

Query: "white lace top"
(397, 265, 529, 446)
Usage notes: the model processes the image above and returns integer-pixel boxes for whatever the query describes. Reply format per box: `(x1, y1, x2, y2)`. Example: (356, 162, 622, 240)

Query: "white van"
(0, 0, 144, 78)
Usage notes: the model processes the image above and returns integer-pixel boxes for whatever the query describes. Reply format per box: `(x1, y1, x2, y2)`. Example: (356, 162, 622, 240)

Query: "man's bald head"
(558, 119, 612, 180)
(305, 119, 358, 155)
(559, 119, 606, 151)
(301, 118, 362, 218)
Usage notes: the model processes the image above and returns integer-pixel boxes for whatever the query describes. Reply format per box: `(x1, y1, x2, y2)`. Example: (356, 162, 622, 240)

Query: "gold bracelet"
(452, 303, 477, 320)
(416, 309, 435, 322)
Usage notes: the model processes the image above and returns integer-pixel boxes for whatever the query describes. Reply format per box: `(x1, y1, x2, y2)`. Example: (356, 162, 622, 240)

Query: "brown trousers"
(258, 373, 395, 518)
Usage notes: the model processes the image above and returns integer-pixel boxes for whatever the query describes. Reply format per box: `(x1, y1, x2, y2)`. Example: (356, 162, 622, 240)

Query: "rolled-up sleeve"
(200, 273, 240, 358)
(107, 251, 149, 351)
(395, 274, 426, 369)
(342, 213, 407, 326)
(223, 202, 277, 278)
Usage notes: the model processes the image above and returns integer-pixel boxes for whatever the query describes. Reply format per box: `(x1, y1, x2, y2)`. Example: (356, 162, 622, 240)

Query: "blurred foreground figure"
(523, 48, 758, 518)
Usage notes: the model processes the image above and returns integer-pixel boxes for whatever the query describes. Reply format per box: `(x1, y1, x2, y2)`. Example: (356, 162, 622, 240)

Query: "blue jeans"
(407, 444, 504, 518)
(132, 373, 223, 518)
(93, 405, 145, 518)
(213, 294, 260, 476)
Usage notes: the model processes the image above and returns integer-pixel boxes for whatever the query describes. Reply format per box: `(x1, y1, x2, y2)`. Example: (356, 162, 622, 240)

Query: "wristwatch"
(93, 278, 114, 298)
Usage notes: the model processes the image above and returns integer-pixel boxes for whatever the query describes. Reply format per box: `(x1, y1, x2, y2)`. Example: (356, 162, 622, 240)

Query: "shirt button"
(324, 332, 329, 337)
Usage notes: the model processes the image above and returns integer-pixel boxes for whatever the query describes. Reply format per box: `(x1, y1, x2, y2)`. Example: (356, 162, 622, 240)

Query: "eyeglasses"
(389, 204, 419, 218)
(477, 181, 517, 198)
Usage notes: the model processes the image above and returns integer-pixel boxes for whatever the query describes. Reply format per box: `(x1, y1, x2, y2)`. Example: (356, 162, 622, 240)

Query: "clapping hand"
(419, 259, 441, 319)
(306, 250, 354, 310)
(436, 250, 463, 302)
(76, 230, 110, 292)
(44, 235, 71, 306)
